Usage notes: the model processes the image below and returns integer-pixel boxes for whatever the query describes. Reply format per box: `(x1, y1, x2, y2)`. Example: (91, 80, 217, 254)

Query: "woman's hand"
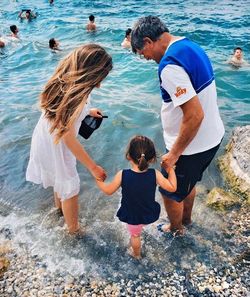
(63, 126, 106, 180)
(90, 164, 107, 181)
(89, 108, 103, 118)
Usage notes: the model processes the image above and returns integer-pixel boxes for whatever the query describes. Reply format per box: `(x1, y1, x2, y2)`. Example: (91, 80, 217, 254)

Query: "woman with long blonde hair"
(26, 44, 112, 234)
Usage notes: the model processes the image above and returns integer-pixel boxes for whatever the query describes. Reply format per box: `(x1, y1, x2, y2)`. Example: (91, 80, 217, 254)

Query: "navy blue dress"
(117, 169, 160, 225)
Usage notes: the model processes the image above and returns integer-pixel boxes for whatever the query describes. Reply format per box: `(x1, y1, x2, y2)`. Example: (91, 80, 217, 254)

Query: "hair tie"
(141, 153, 145, 157)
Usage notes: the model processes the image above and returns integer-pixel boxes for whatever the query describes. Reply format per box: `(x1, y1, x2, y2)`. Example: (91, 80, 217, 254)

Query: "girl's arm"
(96, 170, 122, 195)
(63, 124, 106, 181)
(155, 168, 177, 192)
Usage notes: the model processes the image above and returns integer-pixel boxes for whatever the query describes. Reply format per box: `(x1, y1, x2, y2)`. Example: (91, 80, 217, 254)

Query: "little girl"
(26, 44, 112, 234)
(96, 135, 177, 259)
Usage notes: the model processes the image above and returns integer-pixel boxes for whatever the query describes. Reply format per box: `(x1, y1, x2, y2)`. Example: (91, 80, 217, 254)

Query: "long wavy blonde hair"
(40, 44, 112, 143)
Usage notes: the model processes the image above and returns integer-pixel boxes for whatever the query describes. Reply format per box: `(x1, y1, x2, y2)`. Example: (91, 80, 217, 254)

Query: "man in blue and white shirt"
(131, 16, 224, 235)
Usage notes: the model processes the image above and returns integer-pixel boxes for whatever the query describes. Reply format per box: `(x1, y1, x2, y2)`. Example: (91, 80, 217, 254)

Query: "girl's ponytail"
(138, 153, 149, 171)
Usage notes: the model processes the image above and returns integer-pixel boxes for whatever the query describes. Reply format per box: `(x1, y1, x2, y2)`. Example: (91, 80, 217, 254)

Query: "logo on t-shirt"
(175, 86, 186, 98)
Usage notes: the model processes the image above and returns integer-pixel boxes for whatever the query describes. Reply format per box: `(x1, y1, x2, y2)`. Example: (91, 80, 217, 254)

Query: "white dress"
(26, 98, 91, 200)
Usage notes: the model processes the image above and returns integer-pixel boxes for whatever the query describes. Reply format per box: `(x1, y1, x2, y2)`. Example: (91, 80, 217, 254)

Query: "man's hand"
(161, 151, 179, 170)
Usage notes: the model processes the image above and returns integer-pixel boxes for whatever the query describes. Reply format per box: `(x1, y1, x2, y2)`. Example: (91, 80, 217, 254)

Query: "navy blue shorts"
(159, 143, 221, 202)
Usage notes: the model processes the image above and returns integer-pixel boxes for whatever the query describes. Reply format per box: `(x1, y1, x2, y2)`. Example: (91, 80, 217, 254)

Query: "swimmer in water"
(9, 25, 20, 39)
(18, 10, 37, 21)
(121, 28, 132, 49)
(86, 14, 96, 32)
(228, 47, 248, 67)
(49, 38, 61, 52)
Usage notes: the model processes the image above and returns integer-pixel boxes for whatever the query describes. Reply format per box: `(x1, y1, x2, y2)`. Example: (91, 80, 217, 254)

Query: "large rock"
(206, 187, 240, 211)
(218, 125, 250, 203)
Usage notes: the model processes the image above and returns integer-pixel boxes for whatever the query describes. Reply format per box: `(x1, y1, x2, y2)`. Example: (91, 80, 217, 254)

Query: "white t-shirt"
(159, 38, 224, 155)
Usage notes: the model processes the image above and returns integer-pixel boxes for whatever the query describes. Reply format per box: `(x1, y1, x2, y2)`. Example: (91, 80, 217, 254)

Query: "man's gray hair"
(131, 16, 169, 53)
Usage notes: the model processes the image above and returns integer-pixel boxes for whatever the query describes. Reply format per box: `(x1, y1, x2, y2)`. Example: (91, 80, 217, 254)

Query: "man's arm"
(162, 95, 204, 167)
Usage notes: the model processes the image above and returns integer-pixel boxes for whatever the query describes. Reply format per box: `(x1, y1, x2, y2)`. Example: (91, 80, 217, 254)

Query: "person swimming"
(121, 28, 132, 49)
(228, 47, 248, 67)
(49, 38, 61, 52)
(0, 40, 5, 48)
(18, 9, 37, 21)
(9, 25, 19, 39)
(0, 32, 5, 48)
(86, 14, 96, 32)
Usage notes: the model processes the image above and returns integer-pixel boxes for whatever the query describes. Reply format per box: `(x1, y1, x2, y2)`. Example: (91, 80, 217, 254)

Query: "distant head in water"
(49, 38, 60, 51)
(10, 25, 19, 38)
(86, 14, 96, 32)
(228, 47, 248, 67)
(121, 28, 132, 49)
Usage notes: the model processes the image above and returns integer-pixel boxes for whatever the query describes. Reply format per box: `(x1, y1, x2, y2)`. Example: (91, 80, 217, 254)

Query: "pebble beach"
(1, 202, 249, 297)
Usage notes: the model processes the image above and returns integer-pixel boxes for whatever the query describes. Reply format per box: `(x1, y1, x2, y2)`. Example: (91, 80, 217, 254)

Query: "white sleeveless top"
(26, 98, 91, 200)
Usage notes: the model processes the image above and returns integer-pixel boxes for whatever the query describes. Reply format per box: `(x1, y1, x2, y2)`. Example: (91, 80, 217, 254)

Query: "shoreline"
(0, 203, 249, 296)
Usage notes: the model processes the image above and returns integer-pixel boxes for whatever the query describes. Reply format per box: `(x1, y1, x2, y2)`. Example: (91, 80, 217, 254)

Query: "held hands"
(90, 164, 107, 181)
(161, 151, 179, 172)
(89, 108, 103, 118)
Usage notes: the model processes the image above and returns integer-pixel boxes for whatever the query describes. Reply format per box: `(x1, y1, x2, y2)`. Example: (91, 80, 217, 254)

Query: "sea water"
(0, 0, 249, 278)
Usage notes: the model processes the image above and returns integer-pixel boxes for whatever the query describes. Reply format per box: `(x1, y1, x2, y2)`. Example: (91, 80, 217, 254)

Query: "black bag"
(79, 115, 107, 139)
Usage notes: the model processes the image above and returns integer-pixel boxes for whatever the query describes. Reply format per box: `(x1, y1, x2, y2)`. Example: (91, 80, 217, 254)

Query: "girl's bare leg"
(129, 235, 142, 259)
(61, 195, 79, 234)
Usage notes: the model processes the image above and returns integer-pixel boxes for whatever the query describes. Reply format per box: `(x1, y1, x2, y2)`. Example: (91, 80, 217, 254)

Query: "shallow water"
(0, 0, 249, 278)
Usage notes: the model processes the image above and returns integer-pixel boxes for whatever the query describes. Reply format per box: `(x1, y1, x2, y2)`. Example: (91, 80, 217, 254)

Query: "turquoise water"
(0, 0, 250, 277)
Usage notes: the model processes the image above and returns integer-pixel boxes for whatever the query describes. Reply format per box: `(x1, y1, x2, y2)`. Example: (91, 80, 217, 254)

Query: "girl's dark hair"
(126, 135, 156, 171)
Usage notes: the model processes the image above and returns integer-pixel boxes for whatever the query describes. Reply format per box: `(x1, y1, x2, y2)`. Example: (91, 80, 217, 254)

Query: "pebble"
(222, 281, 230, 289)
